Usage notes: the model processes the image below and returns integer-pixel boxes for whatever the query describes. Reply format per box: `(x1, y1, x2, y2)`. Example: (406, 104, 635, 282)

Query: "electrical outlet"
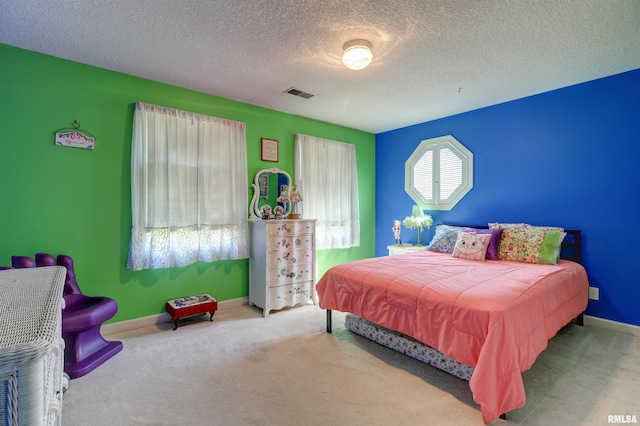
(588, 287, 600, 300)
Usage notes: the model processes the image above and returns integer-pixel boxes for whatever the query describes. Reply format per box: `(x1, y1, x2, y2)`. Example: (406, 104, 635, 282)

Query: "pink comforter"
(316, 251, 589, 423)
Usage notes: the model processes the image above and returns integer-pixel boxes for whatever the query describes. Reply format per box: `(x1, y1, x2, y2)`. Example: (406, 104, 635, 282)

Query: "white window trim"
(405, 135, 473, 211)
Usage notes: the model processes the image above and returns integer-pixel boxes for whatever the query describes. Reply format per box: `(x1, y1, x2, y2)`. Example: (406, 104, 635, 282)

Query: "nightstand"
(387, 244, 429, 256)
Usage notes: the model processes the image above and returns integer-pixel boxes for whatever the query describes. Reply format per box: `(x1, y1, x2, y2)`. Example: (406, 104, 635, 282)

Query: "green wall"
(0, 44, 375, 323)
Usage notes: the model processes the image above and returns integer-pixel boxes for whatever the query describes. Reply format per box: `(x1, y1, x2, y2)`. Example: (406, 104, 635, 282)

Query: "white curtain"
(128, 102, 249, 270)
(294, 134, 360, 249)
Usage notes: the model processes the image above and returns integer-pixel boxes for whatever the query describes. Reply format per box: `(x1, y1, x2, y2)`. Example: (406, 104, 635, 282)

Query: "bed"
(316, 224, 589, 424)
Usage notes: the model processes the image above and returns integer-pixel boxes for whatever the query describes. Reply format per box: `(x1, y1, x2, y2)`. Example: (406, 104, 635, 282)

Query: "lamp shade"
(412, 205, 424, 218)
(342, 39, 373, 70)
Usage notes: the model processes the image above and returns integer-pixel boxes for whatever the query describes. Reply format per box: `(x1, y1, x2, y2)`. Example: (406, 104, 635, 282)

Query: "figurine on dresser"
(392, 220, 402, 244)
(288, 185, 303, 219)
(261, 205, 272, 220)
(273, 205, 284, 219)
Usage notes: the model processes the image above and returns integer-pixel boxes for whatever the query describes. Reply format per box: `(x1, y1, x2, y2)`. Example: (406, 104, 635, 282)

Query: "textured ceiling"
(2, 0, 639, 133)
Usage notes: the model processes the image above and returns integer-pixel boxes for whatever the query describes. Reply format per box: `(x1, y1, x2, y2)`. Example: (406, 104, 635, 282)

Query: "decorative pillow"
(488, 222, 527, 230)
(463, 227, 503, 260)
(452, 232, 492, 261)
(426, 225, 464, 253)
(489, 222, 565, 264)
(489, 223, 530, 261)
(539, 230, 567, 264)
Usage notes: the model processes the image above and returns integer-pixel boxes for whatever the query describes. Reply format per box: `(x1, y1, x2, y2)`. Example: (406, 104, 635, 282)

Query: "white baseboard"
(102, 296, 249, 336)
(584, 315, 640, 338)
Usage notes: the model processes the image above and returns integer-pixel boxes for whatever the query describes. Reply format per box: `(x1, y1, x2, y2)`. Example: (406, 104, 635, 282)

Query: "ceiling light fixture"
(342, 39, 373, 71)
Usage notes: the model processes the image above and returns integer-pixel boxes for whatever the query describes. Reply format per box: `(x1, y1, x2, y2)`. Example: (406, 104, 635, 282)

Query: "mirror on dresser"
(249, 167, 292, 219)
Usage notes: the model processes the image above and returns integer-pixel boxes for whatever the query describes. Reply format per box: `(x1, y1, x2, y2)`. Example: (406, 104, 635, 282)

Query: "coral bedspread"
(316, 251, 589, 423)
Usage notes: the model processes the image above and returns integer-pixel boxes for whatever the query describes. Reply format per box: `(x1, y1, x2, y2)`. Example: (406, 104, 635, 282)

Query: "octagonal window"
(405, 135, 473, 210)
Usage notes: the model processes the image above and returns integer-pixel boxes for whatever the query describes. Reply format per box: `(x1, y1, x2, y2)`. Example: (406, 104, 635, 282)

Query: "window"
(127, 102, 249, 270)
(294, 134, 360, 249)
(405, 135, 473, 210)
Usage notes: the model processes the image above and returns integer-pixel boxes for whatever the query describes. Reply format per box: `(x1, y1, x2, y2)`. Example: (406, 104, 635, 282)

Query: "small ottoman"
(166, 294, 218, 330)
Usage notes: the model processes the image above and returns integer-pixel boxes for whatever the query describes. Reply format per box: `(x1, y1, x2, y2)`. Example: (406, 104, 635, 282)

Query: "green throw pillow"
(538, 230, 567, 264)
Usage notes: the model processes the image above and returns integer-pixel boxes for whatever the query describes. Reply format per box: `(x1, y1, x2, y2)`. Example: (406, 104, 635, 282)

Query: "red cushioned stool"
(166, 294, 218, 330)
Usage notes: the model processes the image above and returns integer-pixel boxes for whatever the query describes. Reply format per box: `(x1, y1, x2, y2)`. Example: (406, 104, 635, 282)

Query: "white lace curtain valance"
(128, 102, 249, 270)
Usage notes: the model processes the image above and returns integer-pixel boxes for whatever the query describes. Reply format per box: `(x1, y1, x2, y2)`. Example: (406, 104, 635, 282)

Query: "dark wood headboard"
(560, 230, 582, 264)
(447, 225, 583, 265)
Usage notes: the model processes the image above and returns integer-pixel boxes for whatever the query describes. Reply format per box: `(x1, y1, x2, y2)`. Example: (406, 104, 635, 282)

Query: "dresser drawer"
(267, 281, 314, 312)
(267, 263, 314, 287)
(266, 234, 314, 252)
(266, 247, 313, 269)
(266, 221, 314, 237)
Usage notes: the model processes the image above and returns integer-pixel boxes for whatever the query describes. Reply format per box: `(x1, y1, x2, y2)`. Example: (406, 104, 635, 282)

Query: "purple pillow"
(463, 227, 503, 260)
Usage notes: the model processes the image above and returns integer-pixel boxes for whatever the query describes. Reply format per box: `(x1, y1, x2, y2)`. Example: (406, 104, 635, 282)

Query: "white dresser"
(0, 266, 67, 426)
(249, 219, 316, 317)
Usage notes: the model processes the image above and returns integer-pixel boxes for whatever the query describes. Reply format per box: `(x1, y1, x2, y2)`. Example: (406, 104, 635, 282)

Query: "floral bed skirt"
(344, 313, 474, 381)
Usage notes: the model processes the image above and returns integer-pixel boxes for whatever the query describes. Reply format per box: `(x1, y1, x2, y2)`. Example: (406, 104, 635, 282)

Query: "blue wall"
(375, 68, 640, 327)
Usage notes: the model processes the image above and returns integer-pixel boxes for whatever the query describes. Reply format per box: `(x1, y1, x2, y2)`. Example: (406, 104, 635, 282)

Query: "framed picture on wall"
(261, 138, 279, 162)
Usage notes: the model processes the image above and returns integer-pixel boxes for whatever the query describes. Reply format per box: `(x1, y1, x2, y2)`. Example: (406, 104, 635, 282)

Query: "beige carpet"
(62, 304, 640, 426)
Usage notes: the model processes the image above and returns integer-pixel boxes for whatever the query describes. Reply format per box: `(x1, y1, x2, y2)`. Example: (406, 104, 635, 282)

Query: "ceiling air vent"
(284, 87, 314, 99)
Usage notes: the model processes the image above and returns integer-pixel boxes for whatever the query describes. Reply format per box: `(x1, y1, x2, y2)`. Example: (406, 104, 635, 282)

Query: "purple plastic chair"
(11, 253, 123, 379)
